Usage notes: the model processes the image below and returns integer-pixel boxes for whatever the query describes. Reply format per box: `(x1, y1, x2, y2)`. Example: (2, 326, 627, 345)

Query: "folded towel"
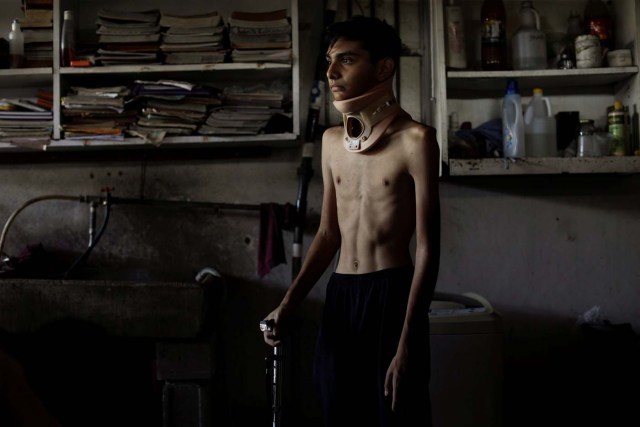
(258, 203, 295, 278)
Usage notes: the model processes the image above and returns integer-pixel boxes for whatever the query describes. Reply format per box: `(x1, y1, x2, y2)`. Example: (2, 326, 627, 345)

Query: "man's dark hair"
(325, 16, 402, 72)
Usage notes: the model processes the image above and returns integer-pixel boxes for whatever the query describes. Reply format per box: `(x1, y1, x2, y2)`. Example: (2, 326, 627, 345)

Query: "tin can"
(608, 101, 630, 156)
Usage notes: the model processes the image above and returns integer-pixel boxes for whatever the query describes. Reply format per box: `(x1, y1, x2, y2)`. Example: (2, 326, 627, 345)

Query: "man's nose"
(327, 62, 339, 80)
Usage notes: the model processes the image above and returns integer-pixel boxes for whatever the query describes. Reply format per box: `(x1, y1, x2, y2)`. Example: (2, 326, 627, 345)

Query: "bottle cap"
(532, 88, 543, 95)
(505, 79, 520, 95)
(614, 100, 623, 111)
(64, 10, 74, 20)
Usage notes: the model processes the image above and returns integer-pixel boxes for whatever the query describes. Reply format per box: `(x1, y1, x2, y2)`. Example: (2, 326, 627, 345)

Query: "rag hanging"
(258, 203, 295, 278)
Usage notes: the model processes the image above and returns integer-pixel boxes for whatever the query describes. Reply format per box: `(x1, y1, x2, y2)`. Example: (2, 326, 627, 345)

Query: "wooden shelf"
(0, 133, 298, 152)
(0, 67, 53, 88)
(447, 67, 639, 92)
(60, 63, 291, 75)
(448, 157, 640, 176)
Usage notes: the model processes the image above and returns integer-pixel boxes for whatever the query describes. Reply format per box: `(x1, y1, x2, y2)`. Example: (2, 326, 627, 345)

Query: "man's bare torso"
(324, 116, 429, 274)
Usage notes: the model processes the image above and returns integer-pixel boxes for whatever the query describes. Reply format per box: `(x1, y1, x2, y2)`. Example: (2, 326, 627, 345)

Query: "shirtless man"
(263, 16, 440, 427)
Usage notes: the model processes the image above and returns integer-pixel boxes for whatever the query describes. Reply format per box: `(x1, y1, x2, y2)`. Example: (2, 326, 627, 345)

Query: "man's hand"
(261, 304, 291, 347)
(384, 349, 409, 412)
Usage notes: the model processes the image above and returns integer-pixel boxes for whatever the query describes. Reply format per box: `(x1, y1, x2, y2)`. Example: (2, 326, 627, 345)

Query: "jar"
(575, 34, 602, 68)
(606, 49, 632, 67)
(577, 119, 597, 157)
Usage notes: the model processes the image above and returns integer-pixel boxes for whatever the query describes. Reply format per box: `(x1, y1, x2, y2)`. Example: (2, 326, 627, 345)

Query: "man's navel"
(353, 259, 359, 271)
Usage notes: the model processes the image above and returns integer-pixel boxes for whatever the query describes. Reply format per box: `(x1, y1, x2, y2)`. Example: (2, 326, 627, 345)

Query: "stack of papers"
(61, 86, 134, 140)
(129, 80, 222, 137)
(0, 98, 52, 141)
(159, 12, 227, 65)
(21, 2, 54, 67)
(95, 9, 161, 65)
(228, 9, 292, 64)
(199, 91, 284, 135)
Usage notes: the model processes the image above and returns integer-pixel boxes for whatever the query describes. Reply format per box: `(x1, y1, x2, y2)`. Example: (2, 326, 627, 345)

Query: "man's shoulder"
(322, 125, 343, 141)
(395, 117, 437, 142)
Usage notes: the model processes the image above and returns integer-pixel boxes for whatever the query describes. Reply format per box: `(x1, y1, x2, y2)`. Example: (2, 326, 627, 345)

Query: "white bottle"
(445, 0, 467, 69)
(502, 79, 525, 158)
(512, 1, 547, 70)
(8, 19, 24, 68)
(524, 88, 557, 157)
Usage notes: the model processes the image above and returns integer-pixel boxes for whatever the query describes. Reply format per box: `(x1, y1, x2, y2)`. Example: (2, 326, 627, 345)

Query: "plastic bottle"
(8, 19, 24, 69)
(445, 0, 467, 69)
(561, 11, 583, 66)
(524, 88, 557, 157)
(583, 0, 614, 54)
(512, 1, 547, 70)
(481, 0, 506, 70)
(502, 79, 525, 158)
(60, 10, 76, 67)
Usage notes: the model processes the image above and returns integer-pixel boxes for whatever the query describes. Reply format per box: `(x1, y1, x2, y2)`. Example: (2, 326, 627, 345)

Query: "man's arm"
(263, 129, 342, 346)
(385, 125, 441, 409)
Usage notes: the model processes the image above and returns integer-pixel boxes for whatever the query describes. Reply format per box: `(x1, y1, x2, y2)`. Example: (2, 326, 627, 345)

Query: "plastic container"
(481, 0, 507, 70)
(512, 1, 547, 70)
(8, 19, 24, 69)
(60, 10, 76, 67)
(445, 0, 467, 69)
(524, 88, 557, 157)
(575, 34, 602, 68)
(607, 49, 632, 67)
(502, 79, 525, 158)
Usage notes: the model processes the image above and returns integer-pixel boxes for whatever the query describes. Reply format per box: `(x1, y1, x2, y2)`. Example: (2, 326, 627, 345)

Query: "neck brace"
(333, 83, 403, 152)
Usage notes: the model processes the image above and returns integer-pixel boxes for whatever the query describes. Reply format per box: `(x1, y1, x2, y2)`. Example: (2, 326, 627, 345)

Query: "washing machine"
(429, 292, 503, 427)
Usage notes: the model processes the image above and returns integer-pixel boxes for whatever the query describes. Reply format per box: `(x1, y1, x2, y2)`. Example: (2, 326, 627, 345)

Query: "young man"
(263, 16, 440, 427)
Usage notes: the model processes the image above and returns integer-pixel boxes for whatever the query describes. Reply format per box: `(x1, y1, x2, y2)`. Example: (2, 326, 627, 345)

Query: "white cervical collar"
(333, 83, 403, 152)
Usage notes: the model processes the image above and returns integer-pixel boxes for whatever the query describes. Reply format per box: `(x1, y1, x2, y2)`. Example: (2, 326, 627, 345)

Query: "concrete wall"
(1, 1, 639, 426)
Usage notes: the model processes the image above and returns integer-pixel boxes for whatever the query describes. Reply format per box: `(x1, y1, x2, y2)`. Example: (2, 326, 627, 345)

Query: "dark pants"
(313, 266, 431, 427)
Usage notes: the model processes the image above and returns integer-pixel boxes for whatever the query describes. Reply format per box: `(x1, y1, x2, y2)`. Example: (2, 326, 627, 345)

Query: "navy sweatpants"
(313, 266, 431, 427)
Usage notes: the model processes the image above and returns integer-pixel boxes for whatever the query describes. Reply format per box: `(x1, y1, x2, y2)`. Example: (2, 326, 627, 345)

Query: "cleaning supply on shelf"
(524, 88, 556, 156)
(608, 100, 630, 156)
(512, 1, 547, 70)
(481, 0, 506, 70)
(8, 18, 24, 68)
(502, 79, 525, 158)
(445, 0, 467, 69)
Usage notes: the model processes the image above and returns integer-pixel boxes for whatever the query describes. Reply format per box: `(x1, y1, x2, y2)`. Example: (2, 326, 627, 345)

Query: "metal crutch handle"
(260, 319, 282, 427)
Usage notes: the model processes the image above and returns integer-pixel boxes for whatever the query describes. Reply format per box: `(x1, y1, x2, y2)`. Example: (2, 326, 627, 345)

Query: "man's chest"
(329, 149, 411, 198)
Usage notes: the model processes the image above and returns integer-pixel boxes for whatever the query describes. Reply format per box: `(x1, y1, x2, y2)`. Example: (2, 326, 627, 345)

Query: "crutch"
(260, 319, 282, 427)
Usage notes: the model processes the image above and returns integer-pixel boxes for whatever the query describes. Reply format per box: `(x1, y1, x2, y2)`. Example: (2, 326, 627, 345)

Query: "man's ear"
(376, 58, 395, 81)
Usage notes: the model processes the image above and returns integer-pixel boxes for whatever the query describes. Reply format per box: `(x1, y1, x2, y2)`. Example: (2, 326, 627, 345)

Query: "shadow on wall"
(499, 308, 640, 427)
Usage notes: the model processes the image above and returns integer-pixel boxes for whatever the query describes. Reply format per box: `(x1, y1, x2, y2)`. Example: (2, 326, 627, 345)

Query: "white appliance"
(429, 292, 503, 427)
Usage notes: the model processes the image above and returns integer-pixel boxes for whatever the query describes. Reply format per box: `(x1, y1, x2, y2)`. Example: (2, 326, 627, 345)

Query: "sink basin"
(0, 279, 208, 338)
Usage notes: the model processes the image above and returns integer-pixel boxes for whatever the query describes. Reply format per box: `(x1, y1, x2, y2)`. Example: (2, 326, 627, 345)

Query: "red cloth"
(258, 203, 295, 278)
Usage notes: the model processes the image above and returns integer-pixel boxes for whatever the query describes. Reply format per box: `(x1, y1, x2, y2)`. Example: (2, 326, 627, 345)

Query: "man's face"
(326, 38, 380, 101)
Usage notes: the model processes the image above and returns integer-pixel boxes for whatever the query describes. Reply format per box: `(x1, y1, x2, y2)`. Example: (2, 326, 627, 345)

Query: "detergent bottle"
(524, 88, 557, 156)
(502, 79, 525, 158)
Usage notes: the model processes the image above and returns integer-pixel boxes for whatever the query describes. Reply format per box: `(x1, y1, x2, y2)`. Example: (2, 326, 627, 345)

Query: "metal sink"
(0, 279, 208, 338)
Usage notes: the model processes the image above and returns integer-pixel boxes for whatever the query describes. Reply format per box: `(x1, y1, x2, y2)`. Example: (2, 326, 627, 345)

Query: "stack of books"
(159, 12, 226, 65)
(199, 91, 284, 135)
(61, 86, 135, 140)
(21, 0, 54, 67)
(129, 79, 222, 137)
(228, 9, 292, 64)
(0, 97, 53, 142)
(94, 9, 161, 65)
